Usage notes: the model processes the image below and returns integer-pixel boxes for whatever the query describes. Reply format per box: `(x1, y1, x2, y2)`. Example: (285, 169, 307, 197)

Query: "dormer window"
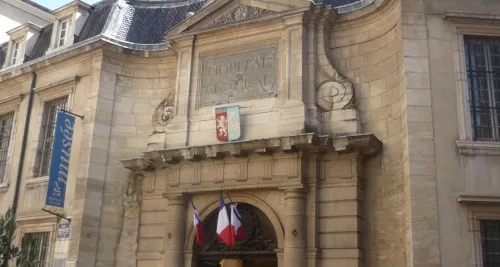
(10, 41, 21, 65)
(3, 22, 42, 68)
(47, 1, 90, 54)
(57, 19, 71, 47)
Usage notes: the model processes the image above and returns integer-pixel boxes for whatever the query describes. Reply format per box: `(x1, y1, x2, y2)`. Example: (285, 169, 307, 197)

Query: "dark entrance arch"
(193, 203, 278, 267)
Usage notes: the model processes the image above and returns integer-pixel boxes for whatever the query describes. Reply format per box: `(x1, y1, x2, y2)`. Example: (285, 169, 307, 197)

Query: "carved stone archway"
(191, 202, 279, 267)
(186, 194, 285, 251)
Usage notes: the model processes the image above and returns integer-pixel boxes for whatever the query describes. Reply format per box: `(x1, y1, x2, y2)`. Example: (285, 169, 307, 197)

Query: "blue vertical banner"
(45, 111, 75, 208)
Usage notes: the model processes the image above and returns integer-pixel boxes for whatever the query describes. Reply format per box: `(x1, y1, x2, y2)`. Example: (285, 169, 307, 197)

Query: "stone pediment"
(167, 0, 296, 36)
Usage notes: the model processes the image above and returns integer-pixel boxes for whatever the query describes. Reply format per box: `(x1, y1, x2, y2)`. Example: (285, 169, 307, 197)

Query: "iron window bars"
(480, 220, 500, 267)
(34, 96, 68, 178)
(465, 36, 500, 141)
(21, 232, 50, 267)
(0, 112, 13, 183)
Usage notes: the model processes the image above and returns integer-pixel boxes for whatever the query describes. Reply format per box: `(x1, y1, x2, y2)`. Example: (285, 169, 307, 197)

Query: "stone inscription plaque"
(199, 46, 277, 107)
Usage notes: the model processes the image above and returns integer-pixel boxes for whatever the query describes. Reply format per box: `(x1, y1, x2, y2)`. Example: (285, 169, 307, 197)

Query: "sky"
(33, 0, 101, 10)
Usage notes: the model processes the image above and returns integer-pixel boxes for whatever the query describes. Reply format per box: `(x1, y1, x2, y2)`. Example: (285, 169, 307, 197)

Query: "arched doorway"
(193, 203, 278, 267)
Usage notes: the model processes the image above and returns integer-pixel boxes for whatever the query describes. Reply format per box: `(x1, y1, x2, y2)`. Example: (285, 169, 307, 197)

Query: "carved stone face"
(316, 81, 347, 111)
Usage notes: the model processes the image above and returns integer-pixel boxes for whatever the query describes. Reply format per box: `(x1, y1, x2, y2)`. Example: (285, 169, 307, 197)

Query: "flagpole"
(224, 189, 234, 205)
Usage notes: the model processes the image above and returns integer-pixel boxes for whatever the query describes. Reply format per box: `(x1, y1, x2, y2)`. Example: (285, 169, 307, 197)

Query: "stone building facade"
(0, 0, 499, 267)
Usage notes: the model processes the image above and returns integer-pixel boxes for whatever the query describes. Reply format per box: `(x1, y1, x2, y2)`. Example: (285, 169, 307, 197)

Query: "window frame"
(463, 36, 500, 141)
(29, 77, 76, 180)
(57, 18, 70, 48)
(17, 220, 57, 267)
(33, 96, 69, 178)
(0, 112, 16, 184)
(0, 94, 22, 192)
(479, 219, 500, 266)
(21, 231, 51, 267)
(11, 40, 21, 65)
(462, 203, 500, 267)
(448, 17, 500, 155)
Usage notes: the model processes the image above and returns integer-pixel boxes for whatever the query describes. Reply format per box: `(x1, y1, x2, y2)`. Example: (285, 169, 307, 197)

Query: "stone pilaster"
(283, 188, 307, 267)
(164, 195, 186, 267)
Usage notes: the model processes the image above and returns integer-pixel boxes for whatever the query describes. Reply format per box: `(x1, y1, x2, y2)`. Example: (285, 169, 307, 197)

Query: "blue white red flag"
(216, 195, 232, 246)
(190, 198, 204, 246)
(230, 203, 245, 246)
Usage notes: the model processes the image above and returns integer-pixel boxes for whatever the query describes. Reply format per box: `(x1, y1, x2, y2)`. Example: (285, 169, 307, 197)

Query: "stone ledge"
(121, 133, 382, 171)
(443, 10, 500, 23)
(456, 140, 500, 156)
(457, 194, 500, 204)
(25, 176, 49, 189)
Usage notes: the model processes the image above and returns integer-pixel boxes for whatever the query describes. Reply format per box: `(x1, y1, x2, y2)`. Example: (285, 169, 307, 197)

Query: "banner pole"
(42, 208, 72, 222)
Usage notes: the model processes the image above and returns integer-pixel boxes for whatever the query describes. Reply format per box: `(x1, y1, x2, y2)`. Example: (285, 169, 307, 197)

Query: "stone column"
(283, 188, 307, 267)
(164, 195, 186, 267)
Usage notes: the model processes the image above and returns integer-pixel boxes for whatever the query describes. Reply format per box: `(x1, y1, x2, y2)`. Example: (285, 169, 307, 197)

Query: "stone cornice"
(0, 35, 105, 82)
(456, 140, 500, 156)
(443, 11, 500, 24)
(457, 194, 500, 204)
(121, 133, 382, 171)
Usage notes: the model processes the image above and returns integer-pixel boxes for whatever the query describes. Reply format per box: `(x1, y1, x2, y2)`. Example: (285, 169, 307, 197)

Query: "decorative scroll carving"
(152, 93, 175, 133)
(317, 80, 354, 111)
(195, 203, 278, 255)
(312, 6, 356, 112)
(206, 5, 276, 28)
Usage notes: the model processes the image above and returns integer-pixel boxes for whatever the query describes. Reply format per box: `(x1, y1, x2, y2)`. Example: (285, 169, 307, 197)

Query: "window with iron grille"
(34, 96, 68, 178)
(464, 36, 500, 141)
(21, 232, 50, 267)
(0, 112, 14, 184)
(480, 220, 500, 267)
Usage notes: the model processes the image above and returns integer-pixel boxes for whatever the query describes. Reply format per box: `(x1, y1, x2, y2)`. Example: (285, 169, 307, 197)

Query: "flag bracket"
(42, 207, 72, 222)
(57, 108, 84, 119)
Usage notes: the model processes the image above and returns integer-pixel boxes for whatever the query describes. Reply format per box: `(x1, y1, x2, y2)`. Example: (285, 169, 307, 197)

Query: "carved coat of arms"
(215, 106, 241, 142)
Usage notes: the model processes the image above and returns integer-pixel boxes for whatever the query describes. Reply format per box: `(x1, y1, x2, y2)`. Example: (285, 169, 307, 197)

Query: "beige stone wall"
(421, 0, 500, 267)
(330, 0, 408, 266)
(92, 48, 178, 267)
(0, 51, 97, 266)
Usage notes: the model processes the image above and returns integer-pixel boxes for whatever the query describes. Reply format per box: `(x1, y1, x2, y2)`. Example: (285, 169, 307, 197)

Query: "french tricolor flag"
(230, 203, 245, 245)
(216, 195, 232, 246)
(190, 199, 204, 246)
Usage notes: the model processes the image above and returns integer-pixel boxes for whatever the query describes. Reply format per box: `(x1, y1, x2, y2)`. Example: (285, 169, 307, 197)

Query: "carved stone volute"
(313, 5, 356, 112)
(152, 92, 175, 133)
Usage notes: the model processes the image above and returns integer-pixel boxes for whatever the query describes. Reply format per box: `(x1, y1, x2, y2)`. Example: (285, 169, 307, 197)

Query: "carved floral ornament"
(206, 5, 276, 28)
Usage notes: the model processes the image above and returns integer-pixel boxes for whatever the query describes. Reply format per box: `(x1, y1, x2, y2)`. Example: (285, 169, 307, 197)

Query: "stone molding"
(457, 193, 500, 204)
(121, 133, 382, 171)
(443, 11, 500, 24)
(456, 140, 500, 156)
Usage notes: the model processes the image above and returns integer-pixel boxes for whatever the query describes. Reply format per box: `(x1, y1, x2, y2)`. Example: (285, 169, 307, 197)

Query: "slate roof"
(29, 24, 53, 60)
(122, 1, 206, 44)
(0, 0, 372, 71)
